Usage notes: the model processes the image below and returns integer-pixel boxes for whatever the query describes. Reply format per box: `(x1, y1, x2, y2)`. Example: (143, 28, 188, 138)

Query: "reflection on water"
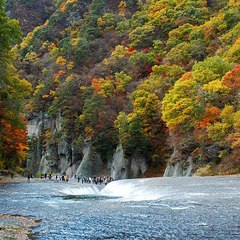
(0, 177, 240, 240)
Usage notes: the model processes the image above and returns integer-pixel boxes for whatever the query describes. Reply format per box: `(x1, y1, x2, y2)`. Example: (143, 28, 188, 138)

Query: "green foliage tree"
(0, 0, 31, 169)
(162, 56, 233, 133)
(129, 23, 155, 48)
(115, 112, 150, 155)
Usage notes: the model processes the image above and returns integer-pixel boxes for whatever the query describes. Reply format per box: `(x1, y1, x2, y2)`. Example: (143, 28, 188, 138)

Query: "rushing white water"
(60, 185, 101, 195)
(60, 178, 167, 201)
(59, 176, 240, 203)
(101, 179, 165, 201)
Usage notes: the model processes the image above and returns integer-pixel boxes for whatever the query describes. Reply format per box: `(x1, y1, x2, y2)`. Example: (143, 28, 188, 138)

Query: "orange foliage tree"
(0, 0, 30, 169)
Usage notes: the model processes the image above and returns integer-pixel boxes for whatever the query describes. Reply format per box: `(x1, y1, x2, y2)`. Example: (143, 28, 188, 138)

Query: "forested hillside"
(6, 0, 56, 35)
(0, 0, 31, 170)
(2, 0, 239, 177)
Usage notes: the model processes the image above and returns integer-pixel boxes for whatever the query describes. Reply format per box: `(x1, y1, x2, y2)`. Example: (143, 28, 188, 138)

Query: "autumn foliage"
(12, 0, 240, 173)
(0, 0, 30, 169)
(1, 117, 29, 166)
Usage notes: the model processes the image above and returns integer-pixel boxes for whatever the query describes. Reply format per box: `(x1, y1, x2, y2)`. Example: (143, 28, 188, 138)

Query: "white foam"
(44, 201, 59, 208)
(60, 185, 100, 195)
(59, 180, 164, 201)
(170, 206, 189, 210)
(101, 180, 164, 201)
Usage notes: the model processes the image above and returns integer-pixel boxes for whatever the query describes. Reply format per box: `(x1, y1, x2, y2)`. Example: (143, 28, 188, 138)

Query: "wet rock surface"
(0, 214, 38, 240)
(0, 177, 239, 239)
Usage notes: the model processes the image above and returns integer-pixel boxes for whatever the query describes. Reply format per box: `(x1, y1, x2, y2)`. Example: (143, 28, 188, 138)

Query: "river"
(0, 176, 239, 239)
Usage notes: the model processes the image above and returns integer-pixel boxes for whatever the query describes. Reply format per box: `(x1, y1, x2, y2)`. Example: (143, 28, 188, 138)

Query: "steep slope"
(6, 0, 56, 35)
(15, 0, 240, 177)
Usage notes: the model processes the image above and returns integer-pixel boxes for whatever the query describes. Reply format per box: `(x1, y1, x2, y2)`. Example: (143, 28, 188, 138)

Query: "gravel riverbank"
(0, 176, 29, 184)
(0, 214, 38, 240)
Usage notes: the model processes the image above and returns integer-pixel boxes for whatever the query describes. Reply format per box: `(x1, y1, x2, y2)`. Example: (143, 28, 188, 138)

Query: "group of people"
(40, 173, 53, 179)
(40, 173, 114, 185)
(78, 175, 114, 185)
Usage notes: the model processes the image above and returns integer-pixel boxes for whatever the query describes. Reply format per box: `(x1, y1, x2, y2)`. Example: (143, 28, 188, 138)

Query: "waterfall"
(60, 179, 166, 201)
(60, 185, 101, 195)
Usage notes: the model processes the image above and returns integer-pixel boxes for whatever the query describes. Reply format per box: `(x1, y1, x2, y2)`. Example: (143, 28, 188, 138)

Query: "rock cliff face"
(27, 112, 82, 176)
(163, 141, 195, 177)
(76, 141, 104, 177)
(163, 148, 193, 177)
(111, 145, 147, 180)
(27, 111, 48, 173)
(27, 113, 149, 179)
(163, 141, 222, 177)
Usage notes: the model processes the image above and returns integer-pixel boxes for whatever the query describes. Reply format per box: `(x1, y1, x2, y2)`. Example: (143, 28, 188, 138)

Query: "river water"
(0, 176, 239, 240)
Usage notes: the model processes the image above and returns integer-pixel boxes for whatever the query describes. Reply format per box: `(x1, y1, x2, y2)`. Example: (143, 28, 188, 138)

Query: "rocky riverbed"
(0, 214, 38, 240)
